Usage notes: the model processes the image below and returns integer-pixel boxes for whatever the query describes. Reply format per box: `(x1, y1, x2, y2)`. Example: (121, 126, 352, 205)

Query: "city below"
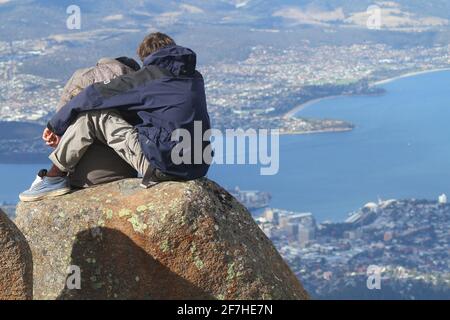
(254, 194, 450, 299)
(1, 36, 450, 162)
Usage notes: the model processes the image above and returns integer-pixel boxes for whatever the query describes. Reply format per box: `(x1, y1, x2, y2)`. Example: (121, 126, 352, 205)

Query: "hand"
(42, 128, 61, 148)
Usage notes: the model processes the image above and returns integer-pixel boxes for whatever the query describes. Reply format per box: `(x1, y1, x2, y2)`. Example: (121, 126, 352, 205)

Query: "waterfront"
(283, 68, 450, 119)
(2, 70, 450, 222)
(209, 70, 450, 221)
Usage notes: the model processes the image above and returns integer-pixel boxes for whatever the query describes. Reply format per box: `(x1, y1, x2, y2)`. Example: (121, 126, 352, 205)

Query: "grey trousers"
(49, 110, 150, 178)
(68, 143, 138, 188)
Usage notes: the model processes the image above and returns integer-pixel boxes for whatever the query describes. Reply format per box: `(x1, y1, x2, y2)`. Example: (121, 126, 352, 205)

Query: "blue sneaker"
(19, 174, 71, 202)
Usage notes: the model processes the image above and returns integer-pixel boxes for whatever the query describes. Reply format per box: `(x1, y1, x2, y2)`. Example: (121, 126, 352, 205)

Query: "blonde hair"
(137, 32, 176, 62)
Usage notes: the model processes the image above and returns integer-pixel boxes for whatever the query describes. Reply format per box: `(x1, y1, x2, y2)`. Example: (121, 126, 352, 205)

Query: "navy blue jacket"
(48, 45, 211, 180)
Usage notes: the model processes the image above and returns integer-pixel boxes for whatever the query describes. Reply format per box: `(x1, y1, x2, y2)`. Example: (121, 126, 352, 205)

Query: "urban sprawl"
(255, 195, 450, 299)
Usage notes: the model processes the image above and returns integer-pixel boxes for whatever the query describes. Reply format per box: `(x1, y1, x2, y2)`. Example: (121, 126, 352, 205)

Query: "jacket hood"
(96, 57, 140, 72)
(115, 56, 141, 71)
(143, 45, 197, 76)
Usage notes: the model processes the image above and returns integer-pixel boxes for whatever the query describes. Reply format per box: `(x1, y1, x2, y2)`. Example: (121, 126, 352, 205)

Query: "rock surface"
(16, 178, 308, 300)
(0, 209, 33, 300)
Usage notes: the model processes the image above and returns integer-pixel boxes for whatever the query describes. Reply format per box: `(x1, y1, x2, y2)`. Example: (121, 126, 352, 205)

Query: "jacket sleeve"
(48, 72, 144, 136)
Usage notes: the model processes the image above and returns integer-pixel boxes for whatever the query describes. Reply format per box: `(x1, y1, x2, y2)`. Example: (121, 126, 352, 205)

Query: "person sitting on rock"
(57, 56, 142, 188)
(19, 32, 211, 202)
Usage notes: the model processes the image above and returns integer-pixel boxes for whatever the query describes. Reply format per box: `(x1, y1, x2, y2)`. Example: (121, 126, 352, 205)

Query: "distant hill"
(0, 121, 48, 164)
(1, 0, 449, 42)
(1, 1, 448, 67)
(0, 121, 43, 140)
(0, 0, 446, 82)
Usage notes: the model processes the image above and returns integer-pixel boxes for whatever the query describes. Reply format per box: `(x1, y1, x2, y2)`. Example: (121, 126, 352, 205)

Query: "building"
(264, 209, 279, 225)
(289, 212, 315, 226)
(298, 224, 316, 247)
(284, 222, 299, 238)
(228, 187, 271, 210)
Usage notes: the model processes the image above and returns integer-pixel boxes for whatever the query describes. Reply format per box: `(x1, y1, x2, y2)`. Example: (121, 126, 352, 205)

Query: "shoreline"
(283, 95, 341, 119)
(284, 67, 450, 120)
(371, 68, 450, 86)
(281, 127, 353, 136)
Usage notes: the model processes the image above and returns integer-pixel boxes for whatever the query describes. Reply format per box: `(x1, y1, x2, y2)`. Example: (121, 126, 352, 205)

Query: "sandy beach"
(285, 67, 450, 119)
(283, 95, 341, 118)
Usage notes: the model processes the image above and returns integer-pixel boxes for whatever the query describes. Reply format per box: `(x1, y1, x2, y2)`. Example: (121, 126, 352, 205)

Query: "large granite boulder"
(15, 178, 308, 300)
(0, 209, 33, 300)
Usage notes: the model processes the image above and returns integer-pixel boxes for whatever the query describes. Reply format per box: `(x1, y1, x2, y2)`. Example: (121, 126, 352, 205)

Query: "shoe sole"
(19, 188, 72, 202)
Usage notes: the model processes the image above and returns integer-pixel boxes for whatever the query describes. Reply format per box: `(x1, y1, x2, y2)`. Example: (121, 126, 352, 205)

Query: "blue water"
(0, 163, 49, 204)
(209, 70, 450, 221)
(2, 71, 450, 222)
